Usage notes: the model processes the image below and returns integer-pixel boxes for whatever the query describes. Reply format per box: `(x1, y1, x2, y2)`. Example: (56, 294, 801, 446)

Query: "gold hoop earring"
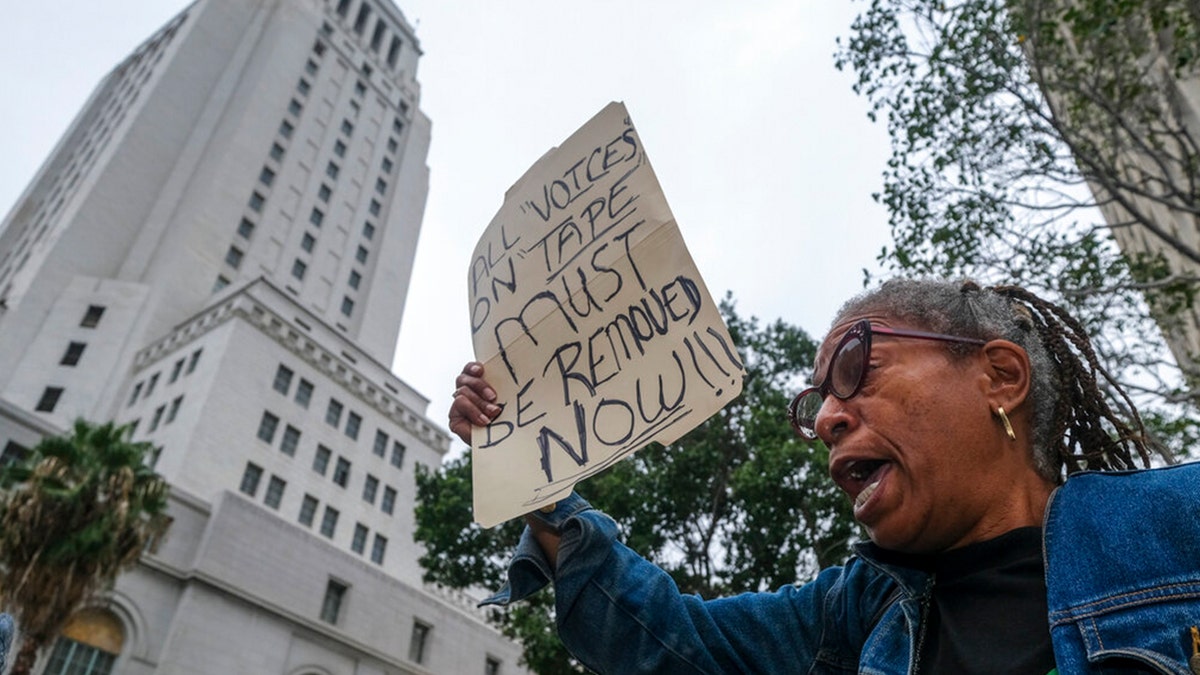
(997, 406, 1016, 442)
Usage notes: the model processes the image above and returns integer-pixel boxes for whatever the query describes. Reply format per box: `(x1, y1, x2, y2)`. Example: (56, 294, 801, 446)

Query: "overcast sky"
(0, 1, 893, 452)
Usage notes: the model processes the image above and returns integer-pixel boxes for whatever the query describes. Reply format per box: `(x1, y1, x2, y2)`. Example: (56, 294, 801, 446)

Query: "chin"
(865, 525, 927, 554)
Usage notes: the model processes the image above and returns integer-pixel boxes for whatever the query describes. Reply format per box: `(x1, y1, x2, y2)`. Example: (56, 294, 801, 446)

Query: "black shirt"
(874, 527, 1056, 674)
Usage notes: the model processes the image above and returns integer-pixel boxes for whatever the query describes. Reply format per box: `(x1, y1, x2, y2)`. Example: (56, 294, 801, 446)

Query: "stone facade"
(0, 1, 527, 673)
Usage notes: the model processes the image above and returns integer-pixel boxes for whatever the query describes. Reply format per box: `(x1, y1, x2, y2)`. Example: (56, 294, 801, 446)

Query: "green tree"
(415, 297, 857, 673)
(0, 420, 171, 675)
(835, 0, 1200, 456)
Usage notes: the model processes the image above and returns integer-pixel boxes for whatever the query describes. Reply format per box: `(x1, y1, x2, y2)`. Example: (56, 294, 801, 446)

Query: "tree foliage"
(414, 297, 857, 673)
(0, 420, 171, 675)
(836, 0, 1200, 456)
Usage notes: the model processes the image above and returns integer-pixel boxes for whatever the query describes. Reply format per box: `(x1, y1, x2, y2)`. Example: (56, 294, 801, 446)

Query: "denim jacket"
(485, 462, 1200, 674)
(0, 612, 12, 672)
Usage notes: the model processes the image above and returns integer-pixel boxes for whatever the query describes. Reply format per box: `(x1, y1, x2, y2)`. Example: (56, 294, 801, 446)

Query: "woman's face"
(813, 313, 1033, 554)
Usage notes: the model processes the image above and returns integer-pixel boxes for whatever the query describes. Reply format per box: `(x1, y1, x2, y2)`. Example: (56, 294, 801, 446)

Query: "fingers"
(453, 361, 497, 403)
(448, 361, 501, 445)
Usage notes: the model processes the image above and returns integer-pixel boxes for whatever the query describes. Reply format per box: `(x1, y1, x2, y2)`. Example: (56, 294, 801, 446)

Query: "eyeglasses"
(787, 320, 987, 439)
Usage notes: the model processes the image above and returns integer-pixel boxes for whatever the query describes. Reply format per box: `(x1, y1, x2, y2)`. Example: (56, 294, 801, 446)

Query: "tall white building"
(0, 1, 527, 673)
(1095, 71, 1200, 376)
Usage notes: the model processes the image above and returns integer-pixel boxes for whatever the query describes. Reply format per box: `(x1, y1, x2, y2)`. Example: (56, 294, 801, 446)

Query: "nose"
(814, 395, 856, 444)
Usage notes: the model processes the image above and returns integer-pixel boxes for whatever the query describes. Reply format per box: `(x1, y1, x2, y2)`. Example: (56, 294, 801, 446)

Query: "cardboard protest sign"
(468, 102, 743, 527)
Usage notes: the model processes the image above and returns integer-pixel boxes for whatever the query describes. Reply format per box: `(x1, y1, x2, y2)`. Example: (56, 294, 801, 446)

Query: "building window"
(320, 579, 347, 624)
(326, 161, 340, 180)
(301, 232, 316, 252)
(35, 386, 64, 413)
(225, 246, 244, 269)
(264, 475, 286, 509)
(257, 411, 280, 443)
(333, 457, 351, 487)
(362, 221, 375, 239)
(344, 411, 362, 440)
(297, 78, 311, 96)
(348, 270, 361, 289)
(335, 0, 351, 17)
(375, 177, 387, 195)
(325, 398, 343, 427)
(340, 119, 354, 136)
(355, 80, 368, 98)
(44, 637, 117, 675)
(317, 183, 332, 202)
(278, 119, 294, 139)
(269, 143, 285, 161)
(313, 444, 332, 475)
(387, 137, 398, 154)
(213, 276, 230, 292)
(362, 474, 378, 504)
(273, 364, 294, 394)
(0, 442, 29, 468)
(409, 621, 430, 664)
(80, 305, 106, 328)
(352, 523, 368, 554)
(319, 506, 339, 538)
(387, 36, 402, 68)
(349, 99, 361, 117)
(299, 494, 318, 526)
(259, 166, 276, 187)
(280, 425, 301, 456)
(307, 209, 323, 229)
(372, 430, 388, 457)
(305, 58, 319, 75)
(393, 118, 405, 135)
(169, 358, 184, 383)
(240, 462, 263, 496)
(127, 382, 143, 407)
(291, 259, 307, 280)
(356, 246, 368, 264)
(313, 40, 326, 57)
(353, 3, 371, 34)
(165, 395, 183, 424)
(295, 379, 314, 408)
(486, 657, 502, 675)
(370, 533, 387, 564)
(334, 139, 346, 157)
(381, 486, 396, 515)
(370, 20, 386, 52)
(340, 296, 354, 317)
(149, 405, 165, 432)
(186, 348, 203, 374)
(368, 199, 381, 216)
(287, 98, 303, 116)
(249, 191, 265, 212)
(145, 373, 160, 397)
(381, 157, 393, 174)
(237, 217, 255, 239)
(60, 341, 86, 366)
(391, 441, 405, 469)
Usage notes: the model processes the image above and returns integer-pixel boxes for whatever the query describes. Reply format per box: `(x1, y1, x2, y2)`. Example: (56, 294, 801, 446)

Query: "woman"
(449, 279, 1198, 674)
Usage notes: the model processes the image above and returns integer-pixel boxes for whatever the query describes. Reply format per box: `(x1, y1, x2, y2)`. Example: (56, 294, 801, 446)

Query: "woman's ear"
(981, 339, 1031, 412)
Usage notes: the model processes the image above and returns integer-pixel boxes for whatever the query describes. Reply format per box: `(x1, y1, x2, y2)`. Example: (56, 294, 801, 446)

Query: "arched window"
(42, 608, 123, 675)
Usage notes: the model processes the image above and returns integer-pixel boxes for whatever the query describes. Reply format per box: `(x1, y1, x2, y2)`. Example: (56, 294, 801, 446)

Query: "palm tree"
(0, 419, 171, 675)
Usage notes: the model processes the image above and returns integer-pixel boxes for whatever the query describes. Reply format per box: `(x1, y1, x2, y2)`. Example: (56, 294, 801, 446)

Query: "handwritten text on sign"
(469, 102, 743, 527)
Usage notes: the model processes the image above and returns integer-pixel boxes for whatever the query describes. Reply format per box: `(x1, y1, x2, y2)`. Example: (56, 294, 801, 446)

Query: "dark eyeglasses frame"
(787, 320, 988, 439)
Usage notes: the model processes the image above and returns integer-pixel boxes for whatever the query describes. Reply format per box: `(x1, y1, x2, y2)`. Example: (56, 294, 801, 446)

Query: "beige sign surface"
(468, 102, 743, 527)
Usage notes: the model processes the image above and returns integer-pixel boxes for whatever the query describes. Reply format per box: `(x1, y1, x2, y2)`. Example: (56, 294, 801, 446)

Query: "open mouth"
(837, 459, 890, 510)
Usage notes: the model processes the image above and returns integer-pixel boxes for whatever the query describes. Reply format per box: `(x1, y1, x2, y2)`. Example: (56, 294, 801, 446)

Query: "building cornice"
(131, 277, 449, 452)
